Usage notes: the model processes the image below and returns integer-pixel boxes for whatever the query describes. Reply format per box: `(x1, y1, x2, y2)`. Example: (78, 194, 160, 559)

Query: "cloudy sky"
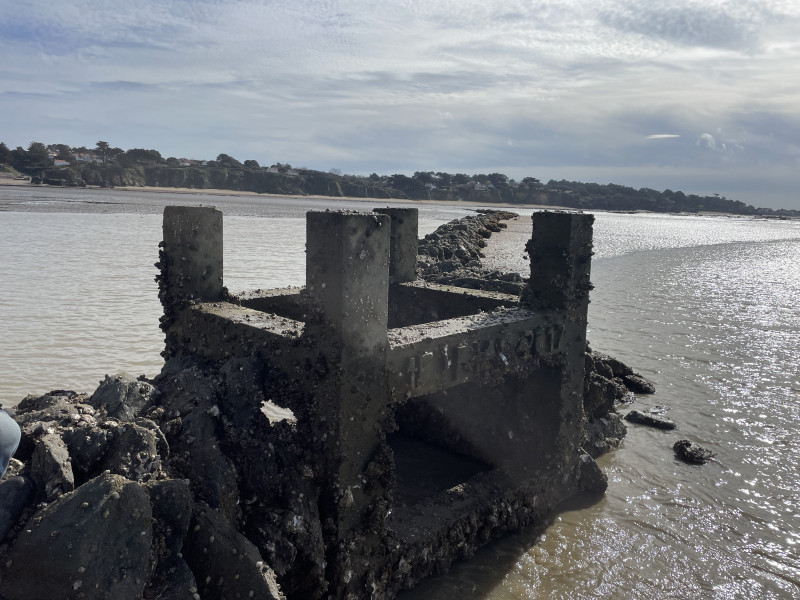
(1, 0, 799, 209)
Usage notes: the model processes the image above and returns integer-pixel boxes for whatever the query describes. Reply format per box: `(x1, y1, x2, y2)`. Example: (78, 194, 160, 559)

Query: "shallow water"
(2, 188, 799, 598)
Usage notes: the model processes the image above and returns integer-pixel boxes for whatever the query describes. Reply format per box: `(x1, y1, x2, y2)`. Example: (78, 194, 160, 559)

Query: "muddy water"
(2, 188, 799, 599)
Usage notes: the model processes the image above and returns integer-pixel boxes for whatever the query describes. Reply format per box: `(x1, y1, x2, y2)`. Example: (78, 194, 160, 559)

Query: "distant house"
(265, 167, 280, 174)
(53, 159, 70, 167)
(474, 183, 488, 191)
(178, 159, 193, 167)
(424, 183, 436, 190)
(75, 153, 99, 163)
(286, 169, 300, 177)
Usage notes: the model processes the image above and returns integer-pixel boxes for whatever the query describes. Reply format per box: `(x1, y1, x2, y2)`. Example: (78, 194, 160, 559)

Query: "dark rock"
(101, 421, 168, 482)
(577, 453, 608, 493)
(90, 373, 158, 420)
(623, 373, 656, 394)
(29, 433, 74, 501)
(170, 409, 240, 522)
(592, 353, 633, 378)
(145, 479, 195, 600)
(0, 476, 35, 541)
(0, 473, 153, 600)
(624, 409, 676, 430)
(417, 210, 524, 294)
(184, 504, 285, 600)
(62, 427, 110, 481)
(583, 414, 627, 458)
(583, 372, 618, 419)
(673, 439, 715, 464)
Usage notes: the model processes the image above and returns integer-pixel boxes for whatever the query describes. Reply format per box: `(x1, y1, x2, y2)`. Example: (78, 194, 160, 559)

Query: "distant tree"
(434, 172, 452, 187)
(108, 147, 124, 162)
(166, 157, 180, 166)
(26, 141, 51, 171)
(329, 167, 342, 176)
(412, 171, 435, 184)
(487, 172, 508, 188)
(451, 173, 470, 185)
(96, 141, 110, 165)
(243, 159, 260, 169)
(521, 177, 541, 188)
(216, 153, 242, 168)
(0, 142, 11, 164)
(368, 173, 381, 183)
(9, 146, 27, 171)
(122, 148, 163, 165)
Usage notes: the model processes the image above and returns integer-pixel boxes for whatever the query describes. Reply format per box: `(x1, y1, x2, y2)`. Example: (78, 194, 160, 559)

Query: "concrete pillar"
(374, 208, 418, 283)
(304, 211, 391, 549)
(523, 211, 594, 314)
(305, 211, 390, 353)
(161, 206, 224, 305)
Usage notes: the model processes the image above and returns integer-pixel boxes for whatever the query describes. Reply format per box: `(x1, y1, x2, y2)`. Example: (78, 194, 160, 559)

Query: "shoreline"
(1, 181, 794, 218)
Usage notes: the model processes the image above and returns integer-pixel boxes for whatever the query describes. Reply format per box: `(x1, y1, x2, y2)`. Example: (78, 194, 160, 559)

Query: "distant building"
(53, 159, 70, 167)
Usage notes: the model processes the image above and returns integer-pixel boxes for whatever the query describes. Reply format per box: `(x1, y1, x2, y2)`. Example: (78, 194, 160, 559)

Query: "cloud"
(0, 1, 799, 208)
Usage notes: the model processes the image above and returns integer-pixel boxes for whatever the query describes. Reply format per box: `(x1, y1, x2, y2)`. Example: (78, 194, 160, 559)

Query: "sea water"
(1, 187, 798, 599)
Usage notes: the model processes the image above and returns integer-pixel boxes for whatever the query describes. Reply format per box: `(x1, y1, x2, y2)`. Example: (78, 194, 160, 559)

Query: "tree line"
(1, 140, 796, 217)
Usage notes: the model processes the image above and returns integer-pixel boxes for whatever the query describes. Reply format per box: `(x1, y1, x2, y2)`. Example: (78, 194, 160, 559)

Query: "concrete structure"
(157, 206, 602, 598)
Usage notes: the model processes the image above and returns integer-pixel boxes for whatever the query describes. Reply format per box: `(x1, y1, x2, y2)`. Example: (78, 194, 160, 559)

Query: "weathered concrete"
(155, 206, 603, 598)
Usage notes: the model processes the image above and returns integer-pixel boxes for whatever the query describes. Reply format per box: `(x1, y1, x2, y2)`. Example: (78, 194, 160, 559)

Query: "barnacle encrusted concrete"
(157, 205, 602, 599)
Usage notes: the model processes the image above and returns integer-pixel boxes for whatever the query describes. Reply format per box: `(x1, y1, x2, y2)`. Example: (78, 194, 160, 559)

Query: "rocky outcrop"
(0, 373, 287, 600)
(582, 350, 657, 457)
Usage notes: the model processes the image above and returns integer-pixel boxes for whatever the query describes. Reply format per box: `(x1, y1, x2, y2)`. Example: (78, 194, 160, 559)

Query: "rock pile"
(0, 373, 285, 600)
(417, 209, 525, 294)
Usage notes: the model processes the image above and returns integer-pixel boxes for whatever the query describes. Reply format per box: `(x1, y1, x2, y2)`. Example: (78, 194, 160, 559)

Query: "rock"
(577, 453, 608, 493)
(592, 353, 633, 378)
(90, 373, 158, 420)
(29, 433, 74, 501)
(417, 210, 524, 294)
(583, 413, 627, 458)
(0, 473, 153, 600)
(170, 410, 240, 522)
(145, 479, 195, 599)
(623, 374, 656, 394)
(673, 439, 715, 464)
(0, 476, 35, 541)
(62, 427, 110, 481)
(100, 421, 168, 482)
(183, 504, 285, 600)
(624, 409, 676, 430)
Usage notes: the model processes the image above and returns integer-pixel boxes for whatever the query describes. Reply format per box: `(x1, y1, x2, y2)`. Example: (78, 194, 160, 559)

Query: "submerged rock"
(624, 409, 676, 430)
(673, 439, 715, 464)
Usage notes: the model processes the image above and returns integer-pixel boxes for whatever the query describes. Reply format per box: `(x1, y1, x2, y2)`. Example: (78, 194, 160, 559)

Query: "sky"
(1, 0, 799, 209)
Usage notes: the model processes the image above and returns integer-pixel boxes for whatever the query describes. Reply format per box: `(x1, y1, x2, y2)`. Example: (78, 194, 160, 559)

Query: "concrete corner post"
(161, 206, 224, 306)
(524, 211, 594, 315)
(374, 208, 418, 283)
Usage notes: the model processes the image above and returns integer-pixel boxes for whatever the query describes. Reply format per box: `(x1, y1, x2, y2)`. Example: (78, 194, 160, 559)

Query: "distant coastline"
(3, 141, 798, 217)
(4, 179, 797, 220)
